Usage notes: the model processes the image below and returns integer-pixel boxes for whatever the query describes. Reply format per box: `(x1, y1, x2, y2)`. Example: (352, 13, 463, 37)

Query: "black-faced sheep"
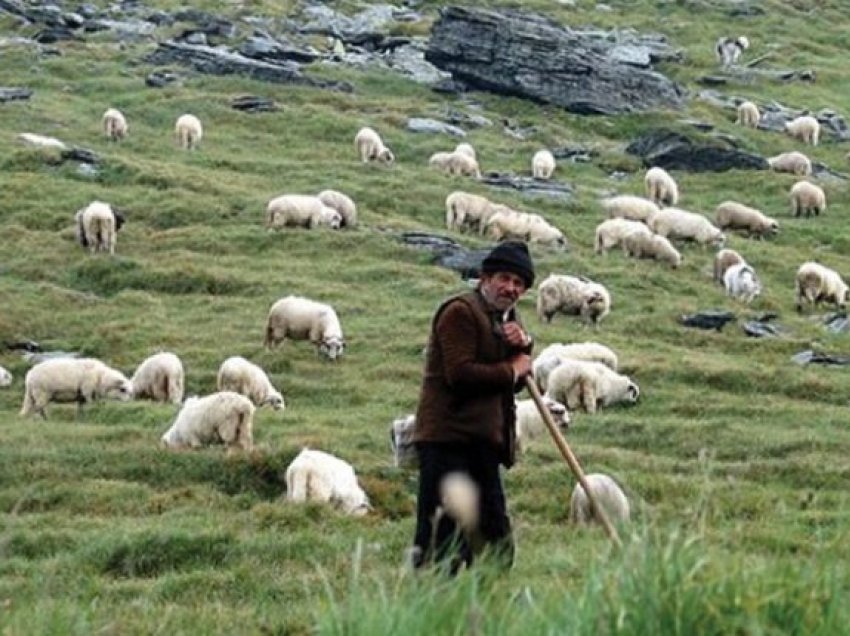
(767, 151, 812, 176)
(160, 391, 255, 451)
(644, 167, 679, 206)
(785, 115, 820, 146)
(648, 207, 725, 248)
(130, 352, 184, 405)
(354, 126, 394, 164)
(736, 101, 760, 128)
(266, 195, 342, 230)
(715, 35, 749, 67)
(570, 473, 631, 526)
(724, 263, 762, 304)
(536, 274, 611, 326)
(216, 356, 284, 411)
(285, 448, 371, 516)
(317, 189, 357, 228)
(75, 201, 124, 255)
(102, 108, 127, 141)
(789, 181, 826, 218)
(621, 232, 682, 268)
(175, 114, 202, 150)
(264, 295, 345, 361)
(715, 201, 779, 239)
(795, 261, 849, 312)
(545, 360, 639, 415)
(532, 149, 556, 180)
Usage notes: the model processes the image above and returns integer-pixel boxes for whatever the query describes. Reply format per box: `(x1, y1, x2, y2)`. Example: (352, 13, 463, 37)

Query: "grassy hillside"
(1, 0, 850, 633)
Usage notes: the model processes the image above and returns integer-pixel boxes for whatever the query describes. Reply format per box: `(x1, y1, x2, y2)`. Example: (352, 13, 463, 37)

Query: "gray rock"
(88, 18, 156, 38)
(679, 310, 736, 331)
(300, 4, 398, 40)
(626, 128, 768, 172)
(231, 95, 278, 113)
(407, 117, 466, 137)
(76, 162, 99, 178)
(551, 145, 597, 162)
(443, 107, 492, 128)
(145, 70, 181, 88)
(23, 350, 82, 365)
(607, 45, 653, 68)
(387, 42, 451, 84)
(791, 349, 850, 366)
(61, 147, 100, 164)
(239, 35, 321, 64)
(479, 172, 574, 202)
(0, 86, 32, 102)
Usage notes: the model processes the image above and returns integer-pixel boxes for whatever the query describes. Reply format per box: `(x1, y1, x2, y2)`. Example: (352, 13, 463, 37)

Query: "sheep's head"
(113, 209, 127, 232)
(737, 36, 750, 50)
(626, 382, 640, 404)
(264, 392, 285, 411)
(107, 377, 134, 402)
(379, 148, 395, 164)
(542, 396, 570, 430)
(320, 336, 345, 361)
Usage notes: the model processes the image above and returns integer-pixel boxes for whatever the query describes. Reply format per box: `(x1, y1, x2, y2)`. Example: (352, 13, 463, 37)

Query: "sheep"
(354, 126, 394, 164)
(715, 201, 779, 239)
(0, 365, 12, 388)
(175, 113, 203, 150)
(736, 101, 760, 128)
(130, 352, 184, 405)
(545, 360, 639, 415)
(454, 142, 476, 161)
(648, 207, 725, 248)
(533, 342, 619, 392)
(594, 218, 652, 254)
(160, 391, 255, 451)
(485, 209, 568, 249)
(445, 191, 500, 234)
(264, 295, 345, 361)
(317, 189, 357, 228)
(74, 201, 124, 255)
(536, 274, 611, 326)
(515, 396, 570, 453)
(531, 149, 556, 180)
(102, 108, 127, 141)
(621, 231, 682, 269)
(18, 132, 67, 151)
(216, 356, 284, 411)
(601, 195, 661, 224)
(785, 115, 820, 146)
(790, 181, 826, 218)
(20, 357, 133, 419)
(570, 473, 630, 526)
(266, 194, 342, 230)
(429, 151, 481, 178)
(644, 167, 679, 206)
(715, 35, 749, 67)
(285, 448, 370, 516)
(439, 472, 479, 537)
(795, 261, 849, 312)
(767, 151, 812, 176)
(390, 414, 417, 468)
(724, 262, 762, 304)
(713, 248, 745, 284)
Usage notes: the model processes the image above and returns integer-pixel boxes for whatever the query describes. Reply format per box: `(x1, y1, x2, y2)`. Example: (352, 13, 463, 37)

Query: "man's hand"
(502, 321, 530, 349)
(509, 353, 532, 380)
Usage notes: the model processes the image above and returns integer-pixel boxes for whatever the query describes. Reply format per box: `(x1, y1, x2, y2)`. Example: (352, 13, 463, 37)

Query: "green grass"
(2, 0, 850, 633)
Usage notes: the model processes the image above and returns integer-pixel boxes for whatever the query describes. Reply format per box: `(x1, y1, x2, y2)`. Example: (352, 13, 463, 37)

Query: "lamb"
(130, 352, 184, 404)
(485, 209, 568, 249)
(531, 149, 556, 180)
(264, 295, 345, 361)
(216, 356, 285, 411)
(20, 357, 133, 419)
(429, 151, 481, 178)
(317, 189, 357, 228)
(723, 262, 762, 304)
(644, 167, 679, 206)
(715, 201, 779, 239)
(545, 360, 639, 415)
(74, 201, 125, 255)
(266, 194, 343, 230)
(18, 132, 67, 151)
(389, 414, 417, 468)
(621, 231, 682, 268)
(767, 151, 812, 176)
(0, 365, 12, 388)
(601, 195, 661, 224)
(648, 207, 725, 248)
(795, 261, 849, 312)
(160, 391, 255, 451)
(354, 126, 394, 164)
(785, 115, 820, 146)
(515, 396, 570, 453)
(533, 342, 619, 392)
(536, 274, 611, 326)
(789, 181, 826, 218)
(454, 142, 476, 160)
(175, 114, 203, 150)
(713, 248, 745, 284)
(570, 473, 630, 526)
(736, 101, 760, 128)
(594, 218, 652, 254)
(102, 108, 127, 141)
(285, 448, 370, 516)
(445, 191, 499, 234)
(715, 35, 749, 67)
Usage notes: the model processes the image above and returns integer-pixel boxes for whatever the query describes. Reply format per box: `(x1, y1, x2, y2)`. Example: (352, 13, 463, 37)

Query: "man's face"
(479, 271, 527, 312)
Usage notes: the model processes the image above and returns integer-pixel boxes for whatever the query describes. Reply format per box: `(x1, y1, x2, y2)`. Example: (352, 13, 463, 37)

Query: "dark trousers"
(412, 442, 514, 573)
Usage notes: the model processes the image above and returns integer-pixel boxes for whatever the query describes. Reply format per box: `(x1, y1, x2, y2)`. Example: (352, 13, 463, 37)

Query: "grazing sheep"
(767, 151, 812, 176)
(644, 167, 679, 207)
(785, 115, 820, 146)
(533, 342, 619, 392)
(74, 201, 124, 255)
(621, 232, 682, 268)
(18, 132, 67, 151)
(264, 295, 345, 361)
(285, 448, 370, 516)
(531, 149, 556, 180)
(795, 261, 849, 312)
(266, 194, 342, 230)
(570, 473, 630, 526)
(545, 360, 639, 415)
(515, 396, 570, 453)
(715, 35, 749, 67)
(713, 248, 746, 284)
(723, 262, 762, 304)
(354, 126, 394, 164)
(175, 113, 203, 150)
(216, 356, 284, 411)
(390, 414, 417, 468)
(0, 365, 12, 388)
(317, 189, 357, 228)
(536, 274, 611, 326)
(102, 108, 128, 141)
(454, 142, 476, 160)
(429, 151, 481, 178)
(790, 181, 826, 218)
(648, 207, 725, 248)
(736, 101, 760, 128)
(601, 195, 661, 224)
(20, 358, 133, 419)
(485, 209, 568, 249)
(445, 191, 501, 234)
(715, 201, 779, 238)
(130, 352, 184, 405)
(160, 391, 255, 451)
(594, 218, 652, 254)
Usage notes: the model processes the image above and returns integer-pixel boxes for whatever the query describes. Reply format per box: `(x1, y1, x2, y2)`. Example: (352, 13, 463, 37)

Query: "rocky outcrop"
(0, 86, 32, 102)
(627, 129, 768, 172)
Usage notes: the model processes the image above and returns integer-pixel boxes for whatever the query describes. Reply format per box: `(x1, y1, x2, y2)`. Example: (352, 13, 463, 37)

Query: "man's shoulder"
(435, 291, 484, 320)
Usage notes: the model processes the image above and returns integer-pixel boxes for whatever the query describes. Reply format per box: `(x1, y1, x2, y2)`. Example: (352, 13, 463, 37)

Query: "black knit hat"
(481, 241, 535, 288)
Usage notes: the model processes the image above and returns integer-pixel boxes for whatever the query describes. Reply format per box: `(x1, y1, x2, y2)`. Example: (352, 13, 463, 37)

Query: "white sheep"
(18, 132, 67, 151)
(789, 181, 826, 218)
(317, 189, 357, 228)
(445, 191, 500, 234)
(570, 473, 630, 526)
(644, 167, 679, 206)
(264, 295, 345, 361)
(130, 352, 184, 405)
(454, 142, 476, 160)
(536, 274, 611, 326)
(515, 396, 570, 453)
(285, 448, 370, 516)
(795, 261, 849, 312)
(266, 194, 342, 230)
(354, 126, 394, 164)
(439, 472, 479, 537)
(767, 151, 812, 176)
(724, 262, 762, 304)
(485, 209, 568, 249)
(20, 357, 133, 419)
(715, 35, 749, 67)
(594, 218, 652, 254)
(713, 248, 745, 284)
(545, 359, 639, 415)
(648, 207, 725, 248)
(102, 108, 128, 141)
(531, 149, 556, 180)
(621, 231, 682, 268)
(785, 115, 820, 146)
(175, 114, 203, 150)
(74, 200, 123, 255)
(735, 101, 760, 128)
(715, 201, 779, 239)
(216, 356, 284, 411)
(429, 151, 481, 178)
(0, 365, 12, 388)
(389, 414, 417, 468)
(160, 391, 255, 451)
(601, 195, 661, 224)
(533, 342, 619, 392)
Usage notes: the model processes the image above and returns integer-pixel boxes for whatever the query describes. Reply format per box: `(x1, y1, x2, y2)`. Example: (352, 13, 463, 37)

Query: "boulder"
(626, 129, 768, 172)
(479, 172, 573, 202)
(406, 118, 465, 137)
(0, 87, 32, 102)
